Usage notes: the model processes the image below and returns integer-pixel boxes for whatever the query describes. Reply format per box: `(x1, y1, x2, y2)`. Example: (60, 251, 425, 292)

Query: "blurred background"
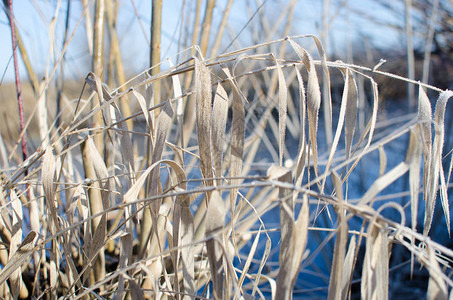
(1, 0, 453, 141)
(2, 1, 452, 88)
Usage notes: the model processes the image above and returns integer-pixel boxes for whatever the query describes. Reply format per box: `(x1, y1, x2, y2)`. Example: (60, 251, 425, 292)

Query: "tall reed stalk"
(4, 0, 27, 163)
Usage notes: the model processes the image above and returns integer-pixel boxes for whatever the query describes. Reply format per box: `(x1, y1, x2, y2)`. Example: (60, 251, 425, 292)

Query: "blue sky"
(0, 0, 405, 83)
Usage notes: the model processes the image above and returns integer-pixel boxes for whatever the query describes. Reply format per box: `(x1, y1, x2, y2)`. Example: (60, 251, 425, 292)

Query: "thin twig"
(4, 0, 27, 164)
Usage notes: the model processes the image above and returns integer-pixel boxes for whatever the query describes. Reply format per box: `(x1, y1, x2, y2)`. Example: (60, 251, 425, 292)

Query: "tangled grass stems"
(0, 33, 452, 299)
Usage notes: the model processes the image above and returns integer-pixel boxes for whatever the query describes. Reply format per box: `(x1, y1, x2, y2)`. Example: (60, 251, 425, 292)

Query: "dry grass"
(0, 34, 452, 299)
(1, 1, 453, 298)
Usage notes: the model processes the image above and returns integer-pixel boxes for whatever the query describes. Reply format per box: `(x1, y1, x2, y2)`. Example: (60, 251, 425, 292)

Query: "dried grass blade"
(268, 165, 293, 243)
(311, 35, 333, 146)
(123, 164, 155, 205)
(291, 40, 321, 177)
(426, 245, 448, 300)
(155, 161, 195, 299)
(132, 88, 152, 129)
(374, 228, 389, 300)
(88, 213, 107, 265)
(85, 137, 109, 280)
(341, 235, 356, 299)
(322, 68, 357, 191)
(328, 171, 348, 300)
(446, 149, 453, 192)
(169, 59, 185, 158)
(287, 37, 309, 66)
(406, 127, 422, 231)
(120, 131, 135, 185)
(0, 231, 37, 287)
(42, 146, 58, 231)
(124, 160, 175, 202)
(276, 193, 309, 300)
(379, 145, 387, 177)
(418, 85, 432, 159)
(124, 159, 185, 206)
(149, 101, 174, 214)
(176, 197, 195, 299)
(194, 58, 214, 186)
(222, 238, 236, 300)
(251, 238, 271, 297)
(345, 80, 379, 179)
(9, 190, 23, 298)
(424, 90, 453, 235)
(42, 152, 62, 292)
(294, 67, 307, 186)
(169, 61, 183, 117)
(439, 164, 449, 232)
(360, 161, 409, 205)
(151, 101, 174, 169)
(112, 105, 135, 184)
(292, 193, 309, 264)
(223, 67, 245, 210)
(419, 86, 433, 233)
(212, 84, 228, 185)
(361, 221, 389, 300)
(235, 228, 261, 299)
(288, 38, 321, 177)
(85, 72, 114, 104)
(171, 209, 181, 298)
(87, 137, 110, 211)
(271, 165, 309, 299)
(275, 57, 288, 166)
(205, 190, 226, 299)
(344, 70, 358, 159)
(0, 133, 8, 168)
(85, 73, 113, 137)
(128, 279, 146, 300)
(116, 232, 132, 300)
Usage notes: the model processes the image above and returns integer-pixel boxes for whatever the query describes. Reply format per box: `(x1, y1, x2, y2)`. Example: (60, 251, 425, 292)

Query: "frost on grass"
(1, 36, 453, 299)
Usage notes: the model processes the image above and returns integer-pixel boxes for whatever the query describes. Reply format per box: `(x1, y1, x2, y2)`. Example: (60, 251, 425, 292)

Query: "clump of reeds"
(1, 1, 453, 299)
(0, 34, 452, 299)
